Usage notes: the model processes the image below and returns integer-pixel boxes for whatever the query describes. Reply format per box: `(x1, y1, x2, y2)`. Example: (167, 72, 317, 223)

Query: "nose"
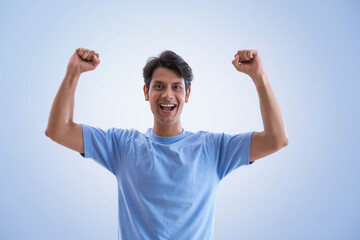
(162, 87, 174, 99)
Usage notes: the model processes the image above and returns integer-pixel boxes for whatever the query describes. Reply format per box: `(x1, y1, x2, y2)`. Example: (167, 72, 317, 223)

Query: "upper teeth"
(160, 104, 175, 107)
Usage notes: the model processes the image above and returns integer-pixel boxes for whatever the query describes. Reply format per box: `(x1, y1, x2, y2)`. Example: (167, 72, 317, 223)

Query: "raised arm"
(45, 48, 100, 154)
(232, 50, 288, 163)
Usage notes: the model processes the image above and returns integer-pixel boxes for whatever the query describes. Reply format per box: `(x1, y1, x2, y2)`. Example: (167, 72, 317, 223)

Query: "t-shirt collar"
(147, 128, 188, 144)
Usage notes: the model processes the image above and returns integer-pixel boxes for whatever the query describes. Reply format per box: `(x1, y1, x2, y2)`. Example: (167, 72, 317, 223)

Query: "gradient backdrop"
(0, 0, 359, 239)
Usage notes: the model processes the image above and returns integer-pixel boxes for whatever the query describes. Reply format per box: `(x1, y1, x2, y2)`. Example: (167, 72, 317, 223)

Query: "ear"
(143, 84, 149, 101)
(185, 87, 191, 103)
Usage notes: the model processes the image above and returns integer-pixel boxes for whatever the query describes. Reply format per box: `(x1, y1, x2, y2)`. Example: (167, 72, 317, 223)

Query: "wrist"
(65, 67, 81, 79)
(64, 68, 81, 86)
(252, 73, 268, 88)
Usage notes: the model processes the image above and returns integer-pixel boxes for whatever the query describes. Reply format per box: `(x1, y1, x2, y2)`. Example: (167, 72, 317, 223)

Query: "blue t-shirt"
(80, 124, 255, 240)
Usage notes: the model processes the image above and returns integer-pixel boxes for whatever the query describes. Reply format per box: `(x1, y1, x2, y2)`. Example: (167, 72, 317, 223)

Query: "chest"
(118, 141, 217, 202)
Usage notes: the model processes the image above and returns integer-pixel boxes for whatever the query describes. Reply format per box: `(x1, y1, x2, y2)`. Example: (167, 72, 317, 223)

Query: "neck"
(153, 121, 183, 137)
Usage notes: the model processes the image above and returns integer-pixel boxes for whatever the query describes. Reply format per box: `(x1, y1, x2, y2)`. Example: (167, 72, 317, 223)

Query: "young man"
(45, 48, 288, 239)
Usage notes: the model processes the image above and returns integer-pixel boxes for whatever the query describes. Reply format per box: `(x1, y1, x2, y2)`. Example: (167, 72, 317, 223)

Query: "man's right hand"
(67, 48, 100, 75)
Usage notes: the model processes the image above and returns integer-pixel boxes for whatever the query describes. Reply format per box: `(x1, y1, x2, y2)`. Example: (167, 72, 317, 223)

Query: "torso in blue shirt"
(80, 124, 254, 240)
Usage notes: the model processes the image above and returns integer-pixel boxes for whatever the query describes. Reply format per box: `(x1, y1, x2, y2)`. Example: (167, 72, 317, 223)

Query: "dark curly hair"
(143, 50, 193, 93)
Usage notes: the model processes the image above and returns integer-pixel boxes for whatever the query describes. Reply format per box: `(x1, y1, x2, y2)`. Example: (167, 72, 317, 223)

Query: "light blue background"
(0, 0, 359, 239)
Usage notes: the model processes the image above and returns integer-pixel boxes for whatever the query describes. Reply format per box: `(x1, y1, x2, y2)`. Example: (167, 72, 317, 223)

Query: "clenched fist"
(232, 49, 266, 80)
(67, 48, 100, 75)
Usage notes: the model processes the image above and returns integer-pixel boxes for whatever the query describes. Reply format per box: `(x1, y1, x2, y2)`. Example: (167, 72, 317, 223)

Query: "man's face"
(143, 67, 191, 127)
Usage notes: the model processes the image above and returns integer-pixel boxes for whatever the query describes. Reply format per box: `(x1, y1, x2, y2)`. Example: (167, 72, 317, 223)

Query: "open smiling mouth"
(159, 104, 176, 113)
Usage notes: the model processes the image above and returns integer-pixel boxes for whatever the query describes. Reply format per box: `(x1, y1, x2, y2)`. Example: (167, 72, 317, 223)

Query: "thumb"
(232, 54, 244, 72)
(92, 53, 100, 64)
(232, 55, 242, 72)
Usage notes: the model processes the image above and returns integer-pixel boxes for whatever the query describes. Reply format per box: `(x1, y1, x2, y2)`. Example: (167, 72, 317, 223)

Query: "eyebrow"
(153, 80, 183, 85)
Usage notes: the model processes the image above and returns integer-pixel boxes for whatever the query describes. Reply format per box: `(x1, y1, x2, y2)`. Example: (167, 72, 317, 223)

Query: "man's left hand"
(232, 50, 266, 81)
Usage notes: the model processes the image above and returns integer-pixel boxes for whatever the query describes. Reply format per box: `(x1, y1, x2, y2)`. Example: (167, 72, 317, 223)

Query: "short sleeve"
(208, 131, 255, 181)
(80, 124, 128, 176)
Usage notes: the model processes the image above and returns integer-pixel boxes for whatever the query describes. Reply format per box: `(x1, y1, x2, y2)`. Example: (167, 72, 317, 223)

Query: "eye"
(174, 86, 182, 90)
(154, 85, 163, 89)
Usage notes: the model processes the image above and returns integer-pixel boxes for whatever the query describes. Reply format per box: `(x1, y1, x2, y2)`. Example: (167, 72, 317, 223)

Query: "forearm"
(45, 69, 80, 137)
(253, 74, 288, 146)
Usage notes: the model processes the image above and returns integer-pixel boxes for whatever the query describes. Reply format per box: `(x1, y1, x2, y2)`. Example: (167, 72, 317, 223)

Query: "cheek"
(178, 92, 186, 100)
(150, 99, 157, 107)
(148, 92, 156, 103)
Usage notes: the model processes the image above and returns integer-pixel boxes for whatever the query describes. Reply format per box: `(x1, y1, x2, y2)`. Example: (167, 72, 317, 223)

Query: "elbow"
(279, 137, 288, 148)
(272, 137, 288, 149)
(45, 122, 73, 140)
(45, 128, 52, 139)
(277, 131, 289, 148)
(283, 139, 289, 147)
(45, 128, 56, 140)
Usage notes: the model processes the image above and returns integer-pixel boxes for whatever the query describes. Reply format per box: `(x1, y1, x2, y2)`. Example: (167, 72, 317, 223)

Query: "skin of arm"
(232, 50, 288, 162)
(253, 73, 288, 146)
(45, 48, 100, 153)
(46, 69, 80, 133)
